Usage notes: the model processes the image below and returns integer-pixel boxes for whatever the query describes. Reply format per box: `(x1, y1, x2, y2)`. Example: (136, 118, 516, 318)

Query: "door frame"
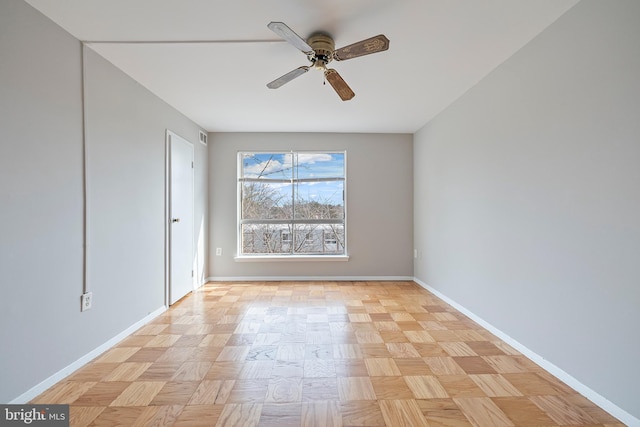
(165, 129, 195, 307)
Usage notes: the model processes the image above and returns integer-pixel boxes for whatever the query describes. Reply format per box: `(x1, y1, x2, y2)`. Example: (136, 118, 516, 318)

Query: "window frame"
(235, 150, 348, 261)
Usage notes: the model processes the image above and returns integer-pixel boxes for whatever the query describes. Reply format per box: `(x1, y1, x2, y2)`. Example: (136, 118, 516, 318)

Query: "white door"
(168, 131, 194, 305)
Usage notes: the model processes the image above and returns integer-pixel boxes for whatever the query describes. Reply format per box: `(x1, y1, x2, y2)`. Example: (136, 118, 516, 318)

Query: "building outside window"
(238, 151, 346, 256)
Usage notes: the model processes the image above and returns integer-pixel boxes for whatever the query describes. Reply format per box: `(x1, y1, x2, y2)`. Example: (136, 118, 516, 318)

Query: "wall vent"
(199, 130, 208, 146)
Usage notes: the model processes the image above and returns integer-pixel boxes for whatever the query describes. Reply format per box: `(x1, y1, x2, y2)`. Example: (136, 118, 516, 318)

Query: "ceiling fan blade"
(333, 34, 390, 61)
(267, 21, 314, 54)
(324, 69, 355, 101)
(267, 66, 310, 89)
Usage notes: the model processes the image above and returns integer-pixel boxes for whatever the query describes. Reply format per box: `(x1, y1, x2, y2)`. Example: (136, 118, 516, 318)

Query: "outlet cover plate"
(81, 292, 93, 311)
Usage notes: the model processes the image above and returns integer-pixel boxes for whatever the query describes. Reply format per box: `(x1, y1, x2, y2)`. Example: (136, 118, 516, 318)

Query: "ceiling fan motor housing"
(307, 32, 335, 68)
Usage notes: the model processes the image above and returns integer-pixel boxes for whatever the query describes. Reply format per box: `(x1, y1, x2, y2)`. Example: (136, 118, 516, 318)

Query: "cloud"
(243, 155, 292, 178)
(297, 153, 333, 165)
(242, 152, 343, 179)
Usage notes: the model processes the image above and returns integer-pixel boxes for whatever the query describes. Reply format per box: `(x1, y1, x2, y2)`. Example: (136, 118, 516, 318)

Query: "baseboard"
(412, 277, 640, 427)
(205, 276, 414, 282)
(9, 305, 167, 404)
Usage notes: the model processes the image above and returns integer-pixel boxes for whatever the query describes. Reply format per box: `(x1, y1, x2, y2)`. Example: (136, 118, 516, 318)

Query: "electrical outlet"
(414, 249, 418, 259)
(216, 247, 222, 256)
(81, 292, 92, 311)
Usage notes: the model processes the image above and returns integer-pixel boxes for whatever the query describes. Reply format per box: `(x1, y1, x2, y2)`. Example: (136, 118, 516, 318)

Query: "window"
(238, 151, 346, 257)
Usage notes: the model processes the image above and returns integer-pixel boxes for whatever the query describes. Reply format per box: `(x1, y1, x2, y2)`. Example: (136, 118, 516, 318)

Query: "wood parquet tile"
(31, 281, 625, 426)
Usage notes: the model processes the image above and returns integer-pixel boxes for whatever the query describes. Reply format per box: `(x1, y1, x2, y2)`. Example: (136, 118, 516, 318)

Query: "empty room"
(1, 0, 638, 425)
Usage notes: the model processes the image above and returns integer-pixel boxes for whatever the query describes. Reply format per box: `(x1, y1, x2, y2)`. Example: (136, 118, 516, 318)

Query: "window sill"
(234, 255, 350, 263)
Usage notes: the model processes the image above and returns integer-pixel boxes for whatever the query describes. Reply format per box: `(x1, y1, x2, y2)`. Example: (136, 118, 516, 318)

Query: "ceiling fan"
(266, 21, 390, 101)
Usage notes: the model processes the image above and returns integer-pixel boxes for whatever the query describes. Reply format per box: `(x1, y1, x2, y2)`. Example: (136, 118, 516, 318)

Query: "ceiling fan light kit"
(267, 21, 389, 101)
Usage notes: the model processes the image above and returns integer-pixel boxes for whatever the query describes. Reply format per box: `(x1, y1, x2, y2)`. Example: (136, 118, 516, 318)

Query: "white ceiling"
(25, 0, 579, 133)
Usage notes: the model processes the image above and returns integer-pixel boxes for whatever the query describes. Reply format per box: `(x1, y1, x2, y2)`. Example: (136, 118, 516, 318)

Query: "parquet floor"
(32, 281, 624, 426)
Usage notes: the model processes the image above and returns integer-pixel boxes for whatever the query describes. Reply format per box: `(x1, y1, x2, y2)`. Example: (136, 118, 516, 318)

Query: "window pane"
(293, 224, 345, 254)
(241, 153, 292, 180)
(242, 224, 293, 254)
(238, 151, 346, 257)
(294, 181, 344, 220)
(295, 152, 344, 179)
(242, 182, 292, 220)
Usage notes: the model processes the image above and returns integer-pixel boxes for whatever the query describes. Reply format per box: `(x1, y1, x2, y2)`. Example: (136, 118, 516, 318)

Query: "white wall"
(0, 0, 207, 403)
(208, 132, 413, 279)
(414, 0, 640, 421)
(84, 48, 208, 333)
(0, 0, 84, 403)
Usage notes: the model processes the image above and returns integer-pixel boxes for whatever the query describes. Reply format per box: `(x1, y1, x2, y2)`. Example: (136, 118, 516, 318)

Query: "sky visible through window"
(242, 152, 344, 206)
